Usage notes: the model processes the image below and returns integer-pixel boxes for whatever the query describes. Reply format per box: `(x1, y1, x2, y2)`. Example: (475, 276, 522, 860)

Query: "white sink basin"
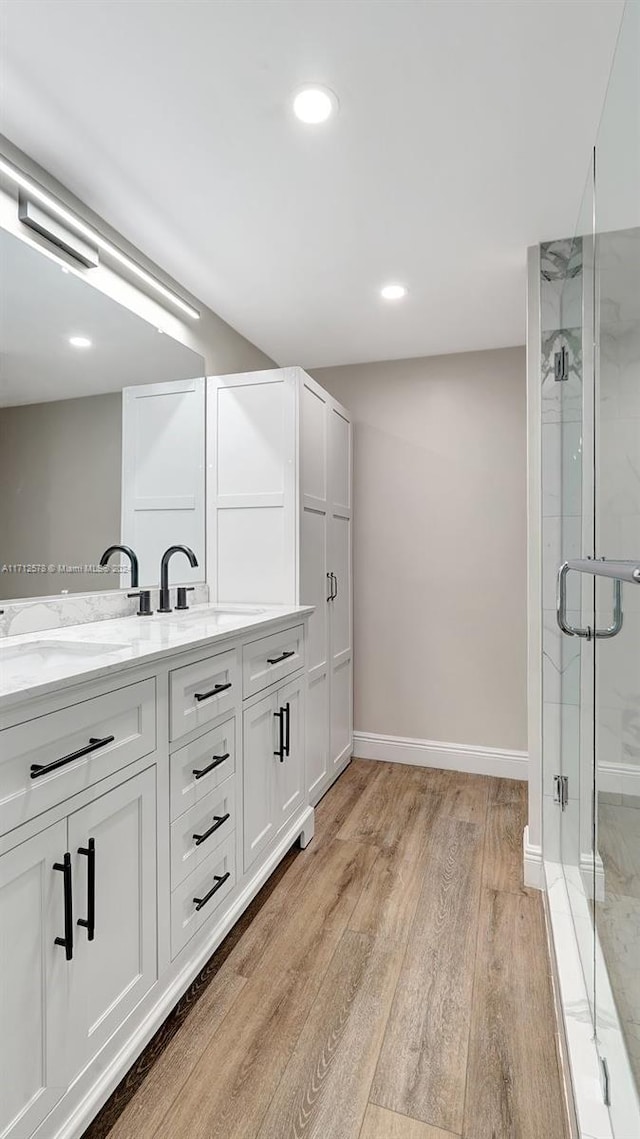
(0, 640, 128, 670)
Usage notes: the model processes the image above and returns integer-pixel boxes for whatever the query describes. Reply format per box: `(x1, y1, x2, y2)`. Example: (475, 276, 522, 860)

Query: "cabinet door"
(274, 675, 305, 832)
(0, 821, 70, 1139)
(328, 400, 353, 771)
(68, 768, 157, 1071)
(208, 370, 297, 604)
(300, 375, 330, 800)
(243, 692, 277, 871)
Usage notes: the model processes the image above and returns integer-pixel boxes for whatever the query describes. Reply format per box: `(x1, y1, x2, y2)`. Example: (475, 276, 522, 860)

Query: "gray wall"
(312, 346, 528, 752)
(0, 393, 123, 597)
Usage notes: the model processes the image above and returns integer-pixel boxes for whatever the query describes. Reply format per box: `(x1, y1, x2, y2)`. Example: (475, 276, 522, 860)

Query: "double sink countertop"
(0, 603, 314, 713)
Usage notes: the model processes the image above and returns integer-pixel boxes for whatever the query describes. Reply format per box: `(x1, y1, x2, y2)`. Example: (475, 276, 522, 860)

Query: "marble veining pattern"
(0, 584, 210, 639)
(541, 237, 583, 283)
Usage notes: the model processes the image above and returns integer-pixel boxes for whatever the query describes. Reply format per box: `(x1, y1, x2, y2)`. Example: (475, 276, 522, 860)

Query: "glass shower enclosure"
(540, 4, 640, 1136)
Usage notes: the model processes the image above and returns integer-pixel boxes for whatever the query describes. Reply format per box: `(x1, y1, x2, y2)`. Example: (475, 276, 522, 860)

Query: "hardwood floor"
(83, 759, 569, 1139)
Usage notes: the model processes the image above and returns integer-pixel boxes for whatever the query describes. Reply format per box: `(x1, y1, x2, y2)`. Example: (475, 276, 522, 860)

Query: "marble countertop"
(0, 603, 313, 713)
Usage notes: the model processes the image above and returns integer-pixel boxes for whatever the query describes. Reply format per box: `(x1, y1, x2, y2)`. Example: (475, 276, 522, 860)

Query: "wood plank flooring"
(83, 759, 569, 1139)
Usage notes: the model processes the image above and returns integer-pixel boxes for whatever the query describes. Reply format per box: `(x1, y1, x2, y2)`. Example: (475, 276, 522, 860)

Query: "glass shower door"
(592, 3, 640, 1131)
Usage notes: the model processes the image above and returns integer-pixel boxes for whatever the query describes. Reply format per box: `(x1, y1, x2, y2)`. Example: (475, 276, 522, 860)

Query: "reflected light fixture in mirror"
(68, 335, 92, 348)
(380, 283, 408, 300)
(292, 86, 338, 124)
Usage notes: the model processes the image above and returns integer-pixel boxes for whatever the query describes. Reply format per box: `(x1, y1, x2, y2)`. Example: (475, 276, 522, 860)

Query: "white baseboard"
(598, 760, 640, 798)
(579, 849, 606, 902)
(523, 824, 544, 890)
(353, 730, 528, 781)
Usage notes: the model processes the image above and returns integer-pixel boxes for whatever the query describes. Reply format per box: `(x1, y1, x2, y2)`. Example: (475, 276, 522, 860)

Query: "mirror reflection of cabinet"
(121, 380, 205, 588)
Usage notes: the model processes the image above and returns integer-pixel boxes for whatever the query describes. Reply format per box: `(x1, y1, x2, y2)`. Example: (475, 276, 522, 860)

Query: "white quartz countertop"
(0, 603, 313, 713)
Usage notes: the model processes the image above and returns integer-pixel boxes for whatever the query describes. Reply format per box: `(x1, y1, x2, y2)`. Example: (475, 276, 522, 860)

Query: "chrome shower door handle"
(556, 561, 624, 640)
(556, 563, 589, 638)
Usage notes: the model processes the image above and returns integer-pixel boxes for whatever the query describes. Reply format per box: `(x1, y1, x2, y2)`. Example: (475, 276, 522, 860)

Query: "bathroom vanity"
(0, 603, 313, 1139)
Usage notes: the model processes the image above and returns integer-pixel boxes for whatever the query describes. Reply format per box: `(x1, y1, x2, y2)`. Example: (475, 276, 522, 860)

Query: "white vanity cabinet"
(0, 608, 312, 1139)
(208, 367, 353, 804)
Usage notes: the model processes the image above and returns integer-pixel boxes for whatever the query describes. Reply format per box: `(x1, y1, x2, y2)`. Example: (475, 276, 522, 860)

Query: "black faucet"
(100, 544, 139, 587)
(158, 545, 198, 613)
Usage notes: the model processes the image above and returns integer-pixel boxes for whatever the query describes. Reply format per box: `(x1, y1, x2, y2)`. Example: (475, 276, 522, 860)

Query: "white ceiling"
(0, 0, 625, 368)
(0, 229, 203, 406)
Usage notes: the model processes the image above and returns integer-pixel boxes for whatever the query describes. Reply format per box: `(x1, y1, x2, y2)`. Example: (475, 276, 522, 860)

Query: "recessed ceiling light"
(380, 284, 408, 301)
(292, 86, 337, 124)
(69, 335, 92, 348)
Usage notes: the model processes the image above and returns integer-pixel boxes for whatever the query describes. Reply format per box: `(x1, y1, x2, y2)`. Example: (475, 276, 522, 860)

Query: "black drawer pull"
(77, 838, 96, 941)
(53, 853, 73, 960)
(193, 812, 230, 846)
(194, 682, 232, 702)
(31, 734, 115, 779)
(284, 701, 291, 757)
(193, 871, 231, 911)
(267, 650, 295, 666)
(274, 708, 285, 761)
(192, 753, 230, 780)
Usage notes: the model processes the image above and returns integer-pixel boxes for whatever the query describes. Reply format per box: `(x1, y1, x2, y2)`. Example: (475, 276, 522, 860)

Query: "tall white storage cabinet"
(207, 368, 353, 803)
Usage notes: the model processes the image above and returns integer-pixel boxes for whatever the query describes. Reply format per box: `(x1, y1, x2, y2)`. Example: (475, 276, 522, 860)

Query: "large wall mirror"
(0, 227, 206, 601)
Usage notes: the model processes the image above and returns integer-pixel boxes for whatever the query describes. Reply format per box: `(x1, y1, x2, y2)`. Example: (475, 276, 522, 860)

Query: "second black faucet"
(158, 545, 199, 613)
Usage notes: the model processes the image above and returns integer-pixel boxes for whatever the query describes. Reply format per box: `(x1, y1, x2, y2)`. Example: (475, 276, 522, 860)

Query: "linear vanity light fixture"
(19, 196, 100, 268)
(0, 155, 200, 321)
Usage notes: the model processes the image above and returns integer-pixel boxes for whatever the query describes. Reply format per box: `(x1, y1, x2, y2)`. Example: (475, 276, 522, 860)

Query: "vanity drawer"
(242, 624, 305, 698)
(170, 717, 236, 821)
(0, 679, 156, 833)
(171, 832, 236, 959)
(169, 647, 239, 742)
(170, 774, 236, 888)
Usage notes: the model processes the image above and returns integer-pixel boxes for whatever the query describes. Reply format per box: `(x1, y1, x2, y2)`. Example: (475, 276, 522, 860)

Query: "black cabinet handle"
(327, 572, 333, 602)
(77, 838, 95, 941)
(274, 708, 285, 761)
(333, 573, 339, 600)
(194, 682, 232, 702)
(193, 871, 231, 912)
(192, 753, 230, 780)
(31, 734, 115, 779)
(284, 701, 291, 757)
(193, 813, 230, 846)
(267, 650, 295, 666)
(53, 853, 73, 960)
